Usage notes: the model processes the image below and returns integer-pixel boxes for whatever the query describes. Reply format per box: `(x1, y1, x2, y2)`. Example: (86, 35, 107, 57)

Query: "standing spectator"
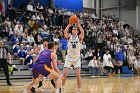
(88, 56, 99, 77)
(115, 49, 124, 74)
(0, 40, 12, 85)
(60, 36, 67, 62)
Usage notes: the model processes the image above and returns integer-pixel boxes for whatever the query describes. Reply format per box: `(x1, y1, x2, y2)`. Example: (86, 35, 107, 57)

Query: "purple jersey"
(36, 49, 52, 67)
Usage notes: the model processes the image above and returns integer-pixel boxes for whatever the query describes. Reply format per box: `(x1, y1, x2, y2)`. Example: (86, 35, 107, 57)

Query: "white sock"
(78, 88, 81, 91)
(55, 88, 59, 93)
(23, 89, 29, 93)
(62, 86, 64, 88)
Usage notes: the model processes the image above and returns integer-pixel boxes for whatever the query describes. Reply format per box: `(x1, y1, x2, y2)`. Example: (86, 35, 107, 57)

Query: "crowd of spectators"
(0, 1, 139, 76)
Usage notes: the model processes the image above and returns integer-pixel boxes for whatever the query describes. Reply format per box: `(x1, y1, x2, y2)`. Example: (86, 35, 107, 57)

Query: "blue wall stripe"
(54, 0, 83, 12)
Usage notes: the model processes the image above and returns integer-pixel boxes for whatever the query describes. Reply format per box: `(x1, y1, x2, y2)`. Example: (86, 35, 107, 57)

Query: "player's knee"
(33, 78, 39, 83)
(56, 74, 62, 80)
(63, 70, 68, 76)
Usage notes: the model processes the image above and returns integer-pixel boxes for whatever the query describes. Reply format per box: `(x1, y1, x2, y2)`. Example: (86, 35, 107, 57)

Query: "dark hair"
(54, 41, 59, 46)
(42, 38, 49, 43)
(48, 42, 55, 49)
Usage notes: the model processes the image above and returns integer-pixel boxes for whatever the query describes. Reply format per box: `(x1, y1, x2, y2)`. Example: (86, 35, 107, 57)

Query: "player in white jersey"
(62, 19, 84, 92)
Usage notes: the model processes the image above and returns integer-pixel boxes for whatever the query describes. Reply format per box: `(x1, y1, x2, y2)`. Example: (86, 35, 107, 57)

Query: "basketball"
(69, 15, 78, 25)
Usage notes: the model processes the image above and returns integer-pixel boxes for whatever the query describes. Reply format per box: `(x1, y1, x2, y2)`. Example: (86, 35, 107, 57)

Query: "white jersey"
(67, 35, 82, 59)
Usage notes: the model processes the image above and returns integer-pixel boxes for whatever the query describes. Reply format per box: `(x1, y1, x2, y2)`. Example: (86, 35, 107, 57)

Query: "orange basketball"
(69, 15, 78, 25)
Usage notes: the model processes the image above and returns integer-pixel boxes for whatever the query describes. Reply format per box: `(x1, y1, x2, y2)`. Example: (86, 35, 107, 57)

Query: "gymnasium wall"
(54, 0, 83, 11)
(13, 0, 50, 9)
(101, 0, 136, 29)
(13, 0, 83, 11)
(83, 0, 95, 8)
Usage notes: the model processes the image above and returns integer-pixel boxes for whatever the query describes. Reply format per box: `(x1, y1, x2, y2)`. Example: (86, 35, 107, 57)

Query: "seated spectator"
(22, 28, 28, 43)
(27, 2, 34, 11)
(11, 31, 22, 45)
(27, 54, 37, 69)
(81, 41, 86, 56)
(103, 50, 114, 76)
(37, 13, 44, 21)
(14, 21, 23, 36)
(26, 33, 35, 46)
(36, 2, 44, 11)
(128, 53, 136, 70)
(12, 39, 20, 59)
(96, 48, 103, 58)
(28, 18, 35, 29)
(85, 48, 93, 60)
(49, 31, 54, 42)
(33, 20, 39, 30)
(18, 44, 27, 65)
(97, 56, 104, 75)
(134, 57, 140, 74)
(88, 56, 99, 77)
(32, 13, 38, 21)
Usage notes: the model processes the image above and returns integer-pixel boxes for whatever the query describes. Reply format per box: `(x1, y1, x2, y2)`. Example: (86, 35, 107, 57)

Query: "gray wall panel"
(102, 0, 119, 8)
(121, 0, 136, 6)
(120, 6, 136, 29)
(102, 9, 119, 18)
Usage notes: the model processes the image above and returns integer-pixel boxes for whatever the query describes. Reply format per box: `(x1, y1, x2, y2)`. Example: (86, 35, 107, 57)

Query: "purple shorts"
(32, 64, 53, 79)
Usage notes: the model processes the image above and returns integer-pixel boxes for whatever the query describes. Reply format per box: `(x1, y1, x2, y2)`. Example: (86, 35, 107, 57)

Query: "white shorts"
(64, 55, 81, 69)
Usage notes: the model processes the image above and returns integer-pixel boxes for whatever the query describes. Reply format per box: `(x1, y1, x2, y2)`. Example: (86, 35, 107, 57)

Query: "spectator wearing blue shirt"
(12, 39, 20, 59)
(60, 37, 67, 62)
(11, 31, 22, 45)
(18, 45, 27, 65)
(115, 49, 124, 74)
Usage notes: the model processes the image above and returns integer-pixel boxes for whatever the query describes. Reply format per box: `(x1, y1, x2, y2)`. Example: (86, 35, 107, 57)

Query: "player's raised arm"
(77, 19, 84, 42)
(64, 24, 71, 39)
(51, 52, 61, 75)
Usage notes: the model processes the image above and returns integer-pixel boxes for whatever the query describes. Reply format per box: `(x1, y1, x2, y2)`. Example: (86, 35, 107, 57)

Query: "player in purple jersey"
(23, 42, 62, 93)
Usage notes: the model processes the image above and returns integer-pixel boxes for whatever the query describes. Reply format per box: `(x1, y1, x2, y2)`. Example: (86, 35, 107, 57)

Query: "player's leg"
(62, 68, 69, 86)
(48, 70, 62, 93)
(38, 74, 43, 88)
(75, 68, 81, 90)
(23, 71, 39, 93)
(62, 56, 71, 87)
(51, 79, 55, 87)
(26, 78, 39, 90)
(75, 59, 82, 92)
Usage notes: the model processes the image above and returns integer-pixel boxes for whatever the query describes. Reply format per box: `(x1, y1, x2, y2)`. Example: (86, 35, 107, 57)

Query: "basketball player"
(23, 42, 62, 93)
(28, 38, 49, 89)
(29, 38, 56, 92)
(62, 19, 84, 92)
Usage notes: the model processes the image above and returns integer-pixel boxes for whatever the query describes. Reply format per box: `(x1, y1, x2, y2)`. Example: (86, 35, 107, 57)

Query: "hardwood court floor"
(0, 76, 140, 93)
